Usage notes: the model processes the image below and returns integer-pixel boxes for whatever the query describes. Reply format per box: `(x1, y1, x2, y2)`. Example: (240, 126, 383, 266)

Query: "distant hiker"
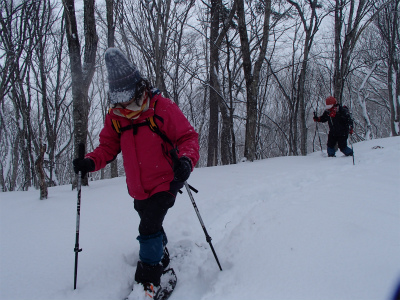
(313, 96, 354, 157)
(73, 48, 199, 298)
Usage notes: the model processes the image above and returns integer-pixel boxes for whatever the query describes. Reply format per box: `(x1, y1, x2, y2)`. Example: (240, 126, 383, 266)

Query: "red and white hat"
(325, 96, 337, 109)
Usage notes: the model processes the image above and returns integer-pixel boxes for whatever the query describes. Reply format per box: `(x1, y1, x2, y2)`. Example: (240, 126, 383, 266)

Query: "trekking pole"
(312, 113, 317, 152)
(170, 149, 222, 271)
(74, 143, 85, 289)
(313, 111, 323, 153)
(349, 136, 355, 166)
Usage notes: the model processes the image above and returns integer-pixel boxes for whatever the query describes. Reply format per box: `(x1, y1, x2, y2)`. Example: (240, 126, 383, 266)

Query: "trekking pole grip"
(170, 149, 198, 193)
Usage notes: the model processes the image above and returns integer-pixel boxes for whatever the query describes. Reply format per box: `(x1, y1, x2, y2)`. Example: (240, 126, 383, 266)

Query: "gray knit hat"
(105, 48, 142, 104)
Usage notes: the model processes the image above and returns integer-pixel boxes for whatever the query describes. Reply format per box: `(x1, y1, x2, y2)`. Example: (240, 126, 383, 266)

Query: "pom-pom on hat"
(325, 96, 337, 109)
(105, 48, 142, 104)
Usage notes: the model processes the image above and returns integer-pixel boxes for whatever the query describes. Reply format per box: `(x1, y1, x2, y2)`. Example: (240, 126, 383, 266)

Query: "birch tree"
(356, 62, 378, 140)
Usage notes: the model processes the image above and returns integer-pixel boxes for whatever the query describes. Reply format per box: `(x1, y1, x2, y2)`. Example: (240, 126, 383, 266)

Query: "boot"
(135, 260, 163, 286)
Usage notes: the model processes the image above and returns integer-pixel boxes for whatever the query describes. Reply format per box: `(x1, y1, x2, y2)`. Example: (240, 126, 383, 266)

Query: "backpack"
(340, 105, 353, 127)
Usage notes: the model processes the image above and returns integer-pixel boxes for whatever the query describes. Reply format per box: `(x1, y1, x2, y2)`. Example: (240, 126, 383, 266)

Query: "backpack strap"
(147, 115, 174, 147)
(120, 122, 149, 135)
(108, 99, 174, 147)
(108, 109, 148, 135)
(109, 108, 122, 134)
(147, 99, 174, 147)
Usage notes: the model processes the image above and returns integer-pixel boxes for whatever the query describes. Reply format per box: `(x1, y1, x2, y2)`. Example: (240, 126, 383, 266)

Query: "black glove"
(173, 156, 192, 182)
(73, 158, 95, 177)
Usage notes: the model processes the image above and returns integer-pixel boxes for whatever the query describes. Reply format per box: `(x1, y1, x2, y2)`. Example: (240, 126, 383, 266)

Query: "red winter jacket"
(86, 94, 199, 200)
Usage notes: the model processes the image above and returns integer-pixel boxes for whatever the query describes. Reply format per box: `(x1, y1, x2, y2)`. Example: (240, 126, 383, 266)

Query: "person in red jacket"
(73, 48, 199, 296)
(313, 96, 354, 157)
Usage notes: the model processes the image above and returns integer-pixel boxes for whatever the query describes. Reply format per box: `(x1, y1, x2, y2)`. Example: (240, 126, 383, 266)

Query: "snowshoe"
(126, 268, 177, 300)
(154, 268, 177, 300)
(125, 281, 159, 300)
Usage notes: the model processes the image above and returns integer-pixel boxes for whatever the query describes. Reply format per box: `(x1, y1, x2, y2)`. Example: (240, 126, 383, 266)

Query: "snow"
(1, 137, 400, 300)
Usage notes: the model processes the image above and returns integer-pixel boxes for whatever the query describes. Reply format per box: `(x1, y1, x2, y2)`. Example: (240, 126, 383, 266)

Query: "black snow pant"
(133, 191, 176, 285)
(134, 191, 176, 236)
(327, 132, 352, 156)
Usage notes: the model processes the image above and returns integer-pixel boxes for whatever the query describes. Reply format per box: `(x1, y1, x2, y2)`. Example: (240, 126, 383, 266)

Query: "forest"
(0, 0, 399, 194)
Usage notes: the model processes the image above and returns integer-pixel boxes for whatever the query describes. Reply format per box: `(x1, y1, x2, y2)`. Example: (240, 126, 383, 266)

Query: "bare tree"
(331, 0, 376, 103)
(237, 0, 271, 161)
(120, 0, 194, 100)
(207, 0, 238, 166)
(31, 0, 72, 189)
(374, 0, 399, 136)
(63, 0, 98, 187)
(356, 62, 378, 139)
(1, 1, 39, 190)
(207, 0, 221, 166)
(222, 26, 243, 164)
(285, 0, 325, 155)
(106, 0, 119, 178)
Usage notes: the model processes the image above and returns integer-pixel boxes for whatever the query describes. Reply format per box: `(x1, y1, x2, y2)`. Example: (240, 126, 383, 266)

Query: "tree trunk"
(63, 0, 98, 187)
(357, 63, 378, 140)
(376, 0, 400, 136)
(106, 0, 115, 48)
(106, 0, 119, 178)
(10, 131, 22, 191)
(287, 0, 321, 155)
(35, 143, 48, 200)
(226, 36, 236, 164)
(35, 1, 60, 186)
(219, 93, 232, 165)
(333, 0, 344, 102)
(207, 0, 221, 166)
(237, 0, 271, 161)
(207, 0, 238, 166)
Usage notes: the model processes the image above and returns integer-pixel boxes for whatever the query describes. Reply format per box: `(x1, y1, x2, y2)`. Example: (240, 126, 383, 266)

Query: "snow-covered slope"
(1, 137, 399, 300)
